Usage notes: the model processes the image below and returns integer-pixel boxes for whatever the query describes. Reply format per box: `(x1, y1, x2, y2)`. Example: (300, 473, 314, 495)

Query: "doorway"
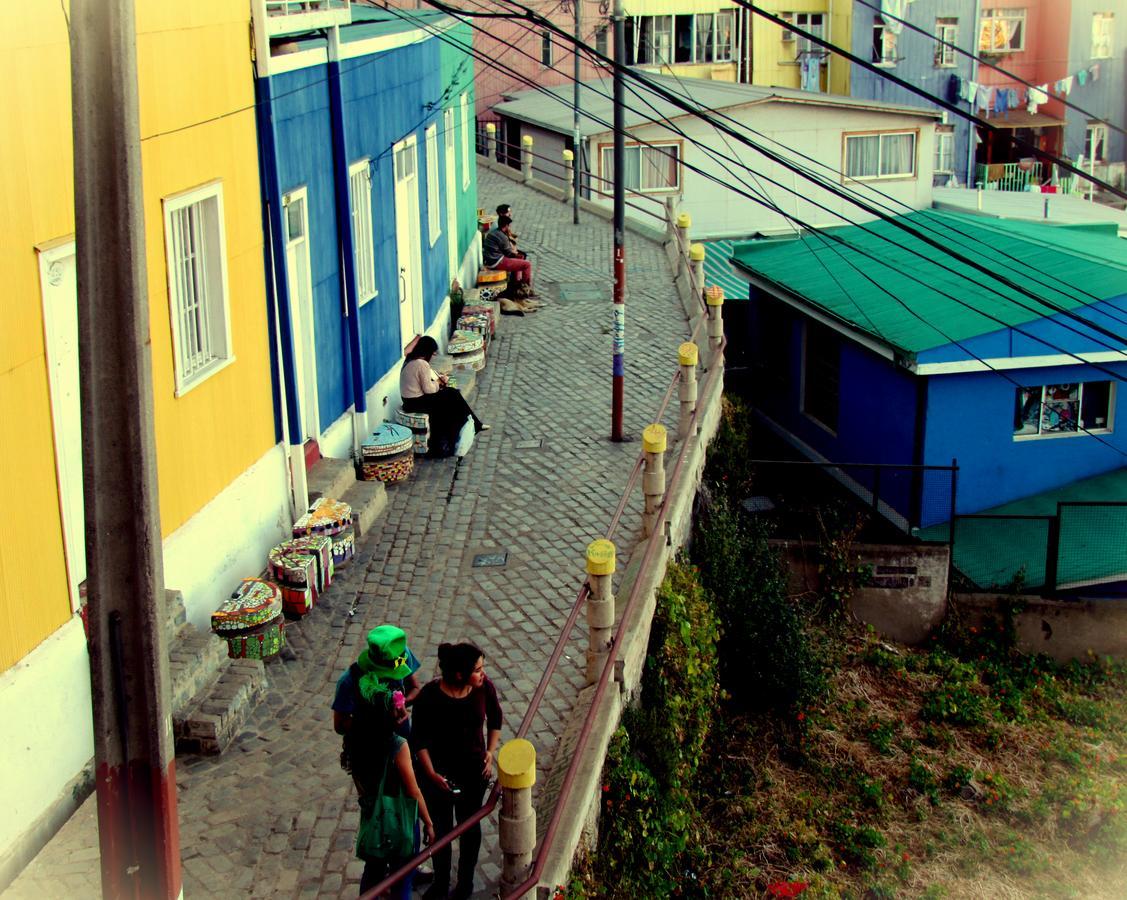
(283, 187, 320, 446)
(444, 108, 460, 284)
(393, 135, 423, 351)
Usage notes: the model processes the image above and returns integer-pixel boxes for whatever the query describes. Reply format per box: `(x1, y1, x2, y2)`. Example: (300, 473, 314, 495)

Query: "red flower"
(797, 712, 806, 722)
(767, 882, 809, 898)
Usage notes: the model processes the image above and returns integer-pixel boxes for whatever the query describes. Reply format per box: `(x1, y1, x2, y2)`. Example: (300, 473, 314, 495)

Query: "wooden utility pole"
(611, 0, 626, 441)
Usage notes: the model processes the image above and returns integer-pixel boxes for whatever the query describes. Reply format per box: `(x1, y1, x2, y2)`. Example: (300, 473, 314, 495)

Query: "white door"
(393, 136, 423, 350)
(444, 108, 459, 282)
(38, 241, 85, 613)
(283, 188, 319, 442)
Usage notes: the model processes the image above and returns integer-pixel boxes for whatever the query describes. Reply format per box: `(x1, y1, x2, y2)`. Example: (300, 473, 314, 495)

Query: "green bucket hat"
(357, 625, 413, 681)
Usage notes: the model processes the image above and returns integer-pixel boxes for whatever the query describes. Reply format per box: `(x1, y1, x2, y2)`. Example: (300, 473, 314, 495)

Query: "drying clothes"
(977, 86, 992, 113)
(1059, 75, 1073, 95)
(967, 80, 979, 104)
(1007, 88, 1019, 108)
(880, 0, 907, 34)
(995, 88, 1008, 115)
(948, 74, 961, 104)
(1091, 63, 1100, 81)
(1077, 68, 1088, 86)
(1030, 85, 1049, 105)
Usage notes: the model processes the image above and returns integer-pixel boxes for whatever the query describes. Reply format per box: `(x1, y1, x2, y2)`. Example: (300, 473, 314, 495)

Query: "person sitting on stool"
(483, 215, 535, 298)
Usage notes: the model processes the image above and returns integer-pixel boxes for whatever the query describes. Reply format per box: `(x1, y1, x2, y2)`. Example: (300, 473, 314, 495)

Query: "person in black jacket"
(412, 642, 502, 900)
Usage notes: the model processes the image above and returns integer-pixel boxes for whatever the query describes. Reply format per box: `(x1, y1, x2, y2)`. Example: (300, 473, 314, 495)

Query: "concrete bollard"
(521, 135, 534, 183)
(498, 739, 537, 898)
(563, 148, 575, 203)
(485, 122, 496, 161)
(705, 285, 724, 355)
(689, 242, 705, 302)
(677, 342, 699, 440)
(585, 539, 616, 685)
(641, 424, 667, 538)
(675, 212, 692, 277)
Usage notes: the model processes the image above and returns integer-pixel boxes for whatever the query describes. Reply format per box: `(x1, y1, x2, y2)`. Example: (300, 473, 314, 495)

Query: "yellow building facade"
(622, 0, 742, 82)
(748, 0, 851, 95)
(0, 0, 288, 874)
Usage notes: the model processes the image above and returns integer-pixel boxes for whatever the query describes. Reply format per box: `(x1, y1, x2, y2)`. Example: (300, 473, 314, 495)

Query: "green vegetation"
(571, 399, 1127, 898)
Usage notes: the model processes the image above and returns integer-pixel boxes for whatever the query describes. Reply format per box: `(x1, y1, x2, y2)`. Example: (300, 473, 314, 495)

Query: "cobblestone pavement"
(4, 166, 690, 900)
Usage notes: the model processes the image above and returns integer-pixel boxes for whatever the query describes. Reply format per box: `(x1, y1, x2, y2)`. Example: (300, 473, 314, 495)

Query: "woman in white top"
(400, 336, 488, 457)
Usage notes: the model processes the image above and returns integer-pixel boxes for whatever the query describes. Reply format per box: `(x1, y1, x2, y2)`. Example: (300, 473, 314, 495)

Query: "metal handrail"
(365, 190, 714, 900)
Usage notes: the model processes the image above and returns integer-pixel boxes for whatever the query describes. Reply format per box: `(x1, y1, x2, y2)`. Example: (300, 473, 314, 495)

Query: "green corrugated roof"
(728, 210, 1127, 354)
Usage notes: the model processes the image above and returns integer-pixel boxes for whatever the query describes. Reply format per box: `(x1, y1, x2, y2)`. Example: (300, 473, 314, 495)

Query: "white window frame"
(460, 92, 471, 188)
(540, 29, 553, 66)
(599, 141, 682, 194)
(979, 8, 1026, 53)
(780, 12, 824, 59)
(715, 9, 736, 61)
(935, 17, 958, 67)
(872, 18, 897, 66)
(425, 124, 441, 247)
(1092, 12, 1114, 59)
(595, 24, 609, 58)
(349, 158, 377, 307)
(843, 130, 918, 181)
(934, 127, 955, 173)
(1013, 382, 1116, 440)
(1086, 122, 1109, 163)
(162, 181, 234, 396)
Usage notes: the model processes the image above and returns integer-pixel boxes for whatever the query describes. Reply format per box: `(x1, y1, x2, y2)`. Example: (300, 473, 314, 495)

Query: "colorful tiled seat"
(360, 422, 415, 484)
(293, 497, 352, 538)
(394, 407, 431, 455)
(476, 268, 507, 286)
(268, 534, 334, 617)
(211, 578, 285, 661)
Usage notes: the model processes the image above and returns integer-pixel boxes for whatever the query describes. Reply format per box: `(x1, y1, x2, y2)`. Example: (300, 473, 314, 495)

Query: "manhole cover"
(472, 552, 509, 568)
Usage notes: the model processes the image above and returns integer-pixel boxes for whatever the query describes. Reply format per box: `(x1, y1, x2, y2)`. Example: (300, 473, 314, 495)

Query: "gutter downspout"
(328, 25, 370, 454)
(966, 0, 982, 186)
(256, 73, 309, 516)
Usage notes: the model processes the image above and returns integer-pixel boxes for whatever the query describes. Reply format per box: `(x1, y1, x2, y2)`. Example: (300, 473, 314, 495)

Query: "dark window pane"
(1081, 381, 1112, 430)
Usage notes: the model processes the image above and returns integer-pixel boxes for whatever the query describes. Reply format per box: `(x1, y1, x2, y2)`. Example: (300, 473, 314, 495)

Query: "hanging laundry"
(1007, 88, 1019, 108)
(967, 80, 979, 104)
(1030, 85, 1049, 105)
(995, 87, 1008, 115)
(978, 86, 992, 113)
(949, 74, 962, 104)
(1077, 68, 1088, 86)
(1060, 75, 1073, 95)
(880, 0, 907, 35)
(1091, 63, 1100, 81)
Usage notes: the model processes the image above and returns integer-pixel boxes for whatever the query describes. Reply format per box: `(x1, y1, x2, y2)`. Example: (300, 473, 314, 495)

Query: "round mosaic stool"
(331, 527, 356, 568)
(448, 330, 485, 372)
(461, 304, 495, 335)
(293, 496, 352, 538)
(360, 423, 415, 484)
(211, 578, 285, 661)
(477, 268, 507, 287)
(269, 535, 333, 617)
(394, 407, 431, 455)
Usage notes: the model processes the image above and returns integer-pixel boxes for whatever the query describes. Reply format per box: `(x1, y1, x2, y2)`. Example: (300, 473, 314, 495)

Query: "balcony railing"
(262, 0, 351, 36)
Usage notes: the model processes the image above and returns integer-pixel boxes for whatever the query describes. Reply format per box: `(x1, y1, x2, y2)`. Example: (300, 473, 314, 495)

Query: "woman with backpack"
(333, 626, 434, 898)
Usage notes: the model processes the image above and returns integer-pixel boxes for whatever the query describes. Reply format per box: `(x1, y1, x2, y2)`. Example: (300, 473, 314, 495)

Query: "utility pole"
(572, 0, 581, 224)
(611, 0, 626, 441)
(70, 1, 182, 897)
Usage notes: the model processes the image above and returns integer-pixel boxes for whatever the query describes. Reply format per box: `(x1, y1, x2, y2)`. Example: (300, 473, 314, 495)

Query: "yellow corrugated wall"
(750, 0, 852, 96)
(0, 0, 275, 671)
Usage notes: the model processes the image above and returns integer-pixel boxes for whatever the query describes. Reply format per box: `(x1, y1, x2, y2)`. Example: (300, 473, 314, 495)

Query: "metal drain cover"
(514, 439, 543, 450)
(472, 552, 509, 568)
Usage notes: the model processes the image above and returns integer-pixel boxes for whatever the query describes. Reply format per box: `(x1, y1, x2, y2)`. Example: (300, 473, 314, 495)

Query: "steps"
(307, 456, 388, 537)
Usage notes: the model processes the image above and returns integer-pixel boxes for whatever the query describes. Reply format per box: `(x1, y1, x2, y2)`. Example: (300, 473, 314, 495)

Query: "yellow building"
(0, 0, 290, 880)
(622, 1, 743, 82)
(748, 0, 851, 95)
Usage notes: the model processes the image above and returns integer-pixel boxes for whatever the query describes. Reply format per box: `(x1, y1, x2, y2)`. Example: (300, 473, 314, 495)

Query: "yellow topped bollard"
(689, 243, 706, 262)
(676, 212, 692, 229)
(678, 342, 699, 439)
(521, 135, 534, 182)
(642, 423, 667, 454)
(705, 285, 725, 306)
(678, 341, 699, 367)
(705, 285, 725, 354)
(586, 539, 616, 575)
(642, 423, 667, 538)
(484, 121, 497, 160)
(562, 148, 574, 161)
(498, 739, 537, 896)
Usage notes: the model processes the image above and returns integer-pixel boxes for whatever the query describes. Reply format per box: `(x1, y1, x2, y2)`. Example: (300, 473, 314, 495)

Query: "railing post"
(498, 739, 537, 898)
(521, 134, 534, 183)
(563, 148, 575, 203)
(689, 242, 705, 302)
(485, 121, 496, 161)
(677, 341, 699, 440)
(642, 424, 667, 538)
(585, 539, 616, 685)
(705, 285, 724, 355)
(675, 212, 691, 272)
(1045, 504, 1062, 595)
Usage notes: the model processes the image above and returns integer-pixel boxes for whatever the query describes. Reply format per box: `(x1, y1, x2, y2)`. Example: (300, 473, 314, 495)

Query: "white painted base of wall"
(164, 443, 293, 630)
(0, 616, 93, 886)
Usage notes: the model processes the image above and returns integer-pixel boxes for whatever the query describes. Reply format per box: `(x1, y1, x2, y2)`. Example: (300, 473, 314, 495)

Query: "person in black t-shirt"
(412, 642, 502, 900)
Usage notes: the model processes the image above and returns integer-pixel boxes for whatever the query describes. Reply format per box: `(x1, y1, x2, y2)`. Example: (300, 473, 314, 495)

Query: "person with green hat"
(334, 626, 431, 898)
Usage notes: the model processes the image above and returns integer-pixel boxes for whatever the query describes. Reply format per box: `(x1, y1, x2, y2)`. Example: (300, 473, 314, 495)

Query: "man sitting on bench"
(483, 215, 536, 299)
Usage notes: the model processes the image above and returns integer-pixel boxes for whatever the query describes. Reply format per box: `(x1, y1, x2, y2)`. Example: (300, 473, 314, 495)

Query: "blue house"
(253, 5, 480, 506)
(725, 211, 1127, 542)
(849, 0, 976, 188)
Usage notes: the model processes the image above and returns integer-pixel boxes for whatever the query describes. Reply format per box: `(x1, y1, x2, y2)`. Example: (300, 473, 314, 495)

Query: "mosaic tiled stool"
(268, 534, 333, 617)
(394, 407, 431, 455)
(461, 304, 496, 335)
(293, 497, 352, 539)
(211, 578, 285, 661)
(476, 268, 507, 287)
(448, 329, 486, 372)
(360, 422, 415, 484)
(331, 528, 355, 567)
(457, 313, 491, 344)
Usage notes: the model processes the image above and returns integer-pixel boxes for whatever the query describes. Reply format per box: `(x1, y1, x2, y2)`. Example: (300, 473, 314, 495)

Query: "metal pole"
(611, 0, 626, 441)
(70, 1, 182, 897)
(573, 0, 581, 224)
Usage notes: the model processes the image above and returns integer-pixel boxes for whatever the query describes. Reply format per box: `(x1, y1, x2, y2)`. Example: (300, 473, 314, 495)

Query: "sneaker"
(414, 865, 435, 885)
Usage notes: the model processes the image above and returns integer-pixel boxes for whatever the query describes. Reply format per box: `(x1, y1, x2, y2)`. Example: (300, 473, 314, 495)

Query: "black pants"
(422, 776, 487, 892)
(403, 389, 481, 457)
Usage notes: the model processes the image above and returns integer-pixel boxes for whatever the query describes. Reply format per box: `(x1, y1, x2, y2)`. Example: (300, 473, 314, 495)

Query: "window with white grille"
(935, 17, 958, 66)
(425, 124, 441, 247)
(162, 182, 233, 395)
(350, 159, 376, 306)
(934, 127, 955, 173)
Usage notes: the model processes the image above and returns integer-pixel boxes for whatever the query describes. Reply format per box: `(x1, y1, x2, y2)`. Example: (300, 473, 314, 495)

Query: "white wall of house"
(584, 102, 938, 239)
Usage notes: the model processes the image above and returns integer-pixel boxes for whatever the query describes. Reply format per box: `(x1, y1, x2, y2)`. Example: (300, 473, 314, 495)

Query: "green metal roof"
(728, 210, 1127, 355)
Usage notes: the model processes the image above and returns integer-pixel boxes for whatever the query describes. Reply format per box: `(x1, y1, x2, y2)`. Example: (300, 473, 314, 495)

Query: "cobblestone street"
(4, 166, 691, 899)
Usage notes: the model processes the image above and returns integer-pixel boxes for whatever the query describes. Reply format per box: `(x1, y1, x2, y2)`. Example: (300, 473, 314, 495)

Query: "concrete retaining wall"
(952, 593, 1127, 662)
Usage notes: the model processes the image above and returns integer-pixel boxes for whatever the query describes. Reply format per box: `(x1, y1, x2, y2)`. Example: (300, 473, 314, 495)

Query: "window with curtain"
(844, 131, 916, 179)
(934, 128, 955, 173)
(695, 13, 715, 63)
(781, 12, 824, 59)
(1086, 123, 1108, 162)
(600, 142, 680, 193)
(715, 10, 735, 61)
(1013, 382, 1114, 437)
(1092, 12, 1114, 59)
(979, 8, 1025, 52)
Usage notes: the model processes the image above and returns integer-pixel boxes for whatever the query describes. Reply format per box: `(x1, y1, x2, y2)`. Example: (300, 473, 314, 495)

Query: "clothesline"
(947, 61, 1103, 119)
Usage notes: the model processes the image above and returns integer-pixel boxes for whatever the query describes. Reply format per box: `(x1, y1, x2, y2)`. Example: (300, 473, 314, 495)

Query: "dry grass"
(698, 628, 1127, 899)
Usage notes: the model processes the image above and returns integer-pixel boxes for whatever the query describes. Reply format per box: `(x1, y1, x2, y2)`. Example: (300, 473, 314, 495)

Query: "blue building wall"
(269, 36, 457, 429)
(849, 0, 975, 186)
(1064, 0, 1126, 169)
(923, 360, 1127, 515)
